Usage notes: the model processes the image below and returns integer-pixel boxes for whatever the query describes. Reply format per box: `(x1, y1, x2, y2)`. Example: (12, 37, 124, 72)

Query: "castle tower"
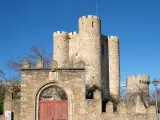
(78, 15, 101, 86)
(52, 15, 121, 99)
(53, 31, 69, 68)
(79, 15, 101, 33)
(108, 36, 120, 99)
(126, 75, 150, 106)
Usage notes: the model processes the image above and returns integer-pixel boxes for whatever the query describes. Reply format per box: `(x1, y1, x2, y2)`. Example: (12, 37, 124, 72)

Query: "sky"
(0, 0, 160, 89)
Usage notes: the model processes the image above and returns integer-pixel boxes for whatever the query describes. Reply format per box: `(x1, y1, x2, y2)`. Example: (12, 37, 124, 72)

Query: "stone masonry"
(53, 15, 120, 99)
(1, 15, 157, 120)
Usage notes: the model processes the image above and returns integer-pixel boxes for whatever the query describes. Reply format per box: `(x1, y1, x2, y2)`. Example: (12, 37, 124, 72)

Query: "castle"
(0, 15, 157, 120)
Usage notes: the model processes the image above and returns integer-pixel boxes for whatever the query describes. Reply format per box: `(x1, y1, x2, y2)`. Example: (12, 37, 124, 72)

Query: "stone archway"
(35, 83, 72, 120)
(39, 85, 68, 120)
(40, 85, 68, 101)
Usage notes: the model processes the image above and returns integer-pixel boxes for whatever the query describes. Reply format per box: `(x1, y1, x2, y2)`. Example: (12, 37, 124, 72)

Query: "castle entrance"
(39, 85, 68, 120)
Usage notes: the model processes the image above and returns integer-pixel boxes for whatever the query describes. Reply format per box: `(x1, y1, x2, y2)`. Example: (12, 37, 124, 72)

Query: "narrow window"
(92, 21, 94, 28)
(82, 23, 84, 29)
(101, 45, 104, 56)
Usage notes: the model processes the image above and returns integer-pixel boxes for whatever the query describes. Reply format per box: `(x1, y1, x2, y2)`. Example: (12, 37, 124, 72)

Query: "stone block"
(36, 60, 44, 68)
(50, 60, 58, 70)
(22, 60, 30, 69)
(94, 90, 101, 100)
(106, 102, 113, 115)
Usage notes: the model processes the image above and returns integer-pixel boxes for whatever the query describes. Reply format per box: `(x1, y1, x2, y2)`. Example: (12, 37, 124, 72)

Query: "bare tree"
(5, 44, 52, 79)
(0, 69, 6, 80)
(0, 43, 52, 115)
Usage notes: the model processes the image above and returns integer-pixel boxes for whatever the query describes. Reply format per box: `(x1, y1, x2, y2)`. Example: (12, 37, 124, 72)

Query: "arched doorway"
(39, 85, 68, 120)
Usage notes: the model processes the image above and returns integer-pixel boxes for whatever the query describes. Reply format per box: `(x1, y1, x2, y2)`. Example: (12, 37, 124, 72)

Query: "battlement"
(53, 31, 68, 36)
(78, 15, 101, 33)
(126, 75, 150, 84)
(0, 80, 20, 86)
(68, 31, 78, 36)
(108, 36, 119, 40)
(79, 15, 100, 20)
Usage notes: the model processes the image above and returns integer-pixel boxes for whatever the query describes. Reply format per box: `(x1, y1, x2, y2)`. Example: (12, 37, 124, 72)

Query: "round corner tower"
(108, 36, 120, 99)
(78, 15, 101, 86)
(53, 31, 69, 68)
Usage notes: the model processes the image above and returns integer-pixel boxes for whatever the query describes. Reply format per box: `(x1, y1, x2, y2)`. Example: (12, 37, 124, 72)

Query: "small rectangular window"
(82, 23, 84, 29)
(92, 21, 94, 28)
(101, 45, 104, 56)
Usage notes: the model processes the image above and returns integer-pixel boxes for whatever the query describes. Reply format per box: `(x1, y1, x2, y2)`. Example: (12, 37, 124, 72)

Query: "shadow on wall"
(11, 112, 14, 120)
(0, 102, 3, 115)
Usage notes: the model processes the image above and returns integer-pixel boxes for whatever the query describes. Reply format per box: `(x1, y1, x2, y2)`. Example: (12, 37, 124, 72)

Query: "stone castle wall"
(19, 61, 87, 120)
(53, 15, 120, 97)
(2, 15, 156, 120)
(2, 61, 156, 120)
(0, 81, 21, 120)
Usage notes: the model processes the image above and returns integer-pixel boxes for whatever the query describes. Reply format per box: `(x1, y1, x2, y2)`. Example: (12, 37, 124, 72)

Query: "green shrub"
(85, 85, 119, 112)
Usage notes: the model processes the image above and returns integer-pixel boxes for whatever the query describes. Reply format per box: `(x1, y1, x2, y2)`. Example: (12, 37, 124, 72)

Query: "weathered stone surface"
(108, 36, 120, 100)
(36, 60, 44, 68)
(2, 15, 156, 120)
(126, 75, 150, 106)
(19, 68, 86, 120)
(22, 59, 30, 69)
(50, 60, 58, 70)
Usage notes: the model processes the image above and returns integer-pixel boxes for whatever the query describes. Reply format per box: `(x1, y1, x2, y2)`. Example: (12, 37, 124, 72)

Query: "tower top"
(78, 15, 101, 33)
(79, 15, 100, 20)
(126, 75, 150, 84)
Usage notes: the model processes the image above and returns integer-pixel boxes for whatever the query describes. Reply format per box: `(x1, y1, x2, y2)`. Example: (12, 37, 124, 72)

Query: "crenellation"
(106, 102, 114, 115)
(54, 31, 68, 36)
(93, 15, 99, 19)
(36, 60, 44, 68)
(126, 74, 150, 84)
(2, 15, 156, 120)
(79, 15, 100, 21)
(68, 32, 73, 35)
(88, 15, 93, 18)
(68, 31, 78, 36)
(93, 90, 101, 100)
(22, 59, 30, 69)
(81, 15, 86, 19)
(108, 36, 119, 39)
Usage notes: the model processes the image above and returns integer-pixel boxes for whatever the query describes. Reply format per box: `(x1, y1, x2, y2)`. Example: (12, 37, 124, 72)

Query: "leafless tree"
(120, 85, 127, 102)
(5, 44, 52, 79)
(0, 69, 6, 80)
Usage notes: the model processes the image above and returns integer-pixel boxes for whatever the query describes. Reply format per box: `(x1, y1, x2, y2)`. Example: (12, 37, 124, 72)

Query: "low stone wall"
(85, 90, 102, 120)
(99, 113, 156, 120)
(84, 90, 157, 120)
(97, 103, 157, 120)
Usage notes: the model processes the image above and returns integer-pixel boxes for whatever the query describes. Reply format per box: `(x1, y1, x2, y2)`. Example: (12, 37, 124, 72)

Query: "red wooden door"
(40, 100, 68, 120)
